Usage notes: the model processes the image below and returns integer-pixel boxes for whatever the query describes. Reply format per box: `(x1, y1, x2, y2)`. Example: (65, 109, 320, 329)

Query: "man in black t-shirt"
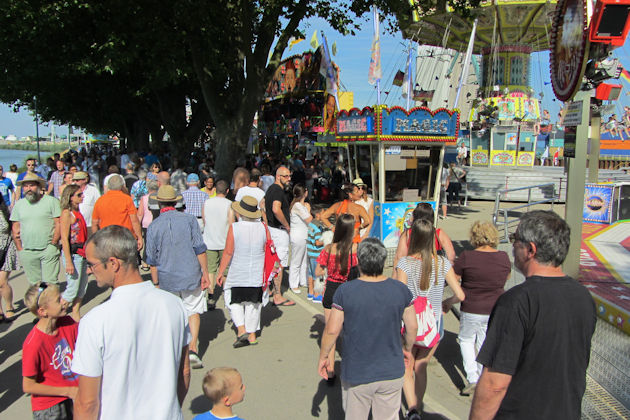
(264, 166, 295, 306)
(470, 211, 596, 420)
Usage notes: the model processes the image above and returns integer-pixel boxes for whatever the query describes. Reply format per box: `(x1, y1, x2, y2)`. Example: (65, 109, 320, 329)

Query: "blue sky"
(2, 14, 630, 137)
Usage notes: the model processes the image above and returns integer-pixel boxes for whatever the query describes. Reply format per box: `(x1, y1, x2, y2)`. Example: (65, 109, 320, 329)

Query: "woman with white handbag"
(395, 219, 465, 420)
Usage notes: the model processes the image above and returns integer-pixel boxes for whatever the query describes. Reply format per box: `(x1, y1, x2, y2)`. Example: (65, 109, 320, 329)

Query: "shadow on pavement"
(0, 322, 31, 365)
(189, 394, 212, 415)
(434, 331, 466, 393)
(451, 239, 473, 255)
(311, 361, 343, 418)
(198, 308, 227, 358)
(80, 279, 108, 307)
(0, 359, 24, 410)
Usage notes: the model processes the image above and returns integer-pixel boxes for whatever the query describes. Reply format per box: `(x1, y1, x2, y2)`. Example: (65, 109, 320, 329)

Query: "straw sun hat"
(151, 185, 183, 202)
(17, 172, 46, 188)
(231, 195, 261, 219)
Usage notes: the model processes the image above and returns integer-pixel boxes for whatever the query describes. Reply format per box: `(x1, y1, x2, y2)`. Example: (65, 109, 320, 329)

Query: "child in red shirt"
(22, 283, 79, 419)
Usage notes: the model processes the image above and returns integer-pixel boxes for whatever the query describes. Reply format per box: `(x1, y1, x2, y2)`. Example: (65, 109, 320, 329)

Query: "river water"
(0, 148, 52, 170)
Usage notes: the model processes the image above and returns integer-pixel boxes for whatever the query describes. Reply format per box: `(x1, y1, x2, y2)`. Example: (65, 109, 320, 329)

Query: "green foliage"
(0, 0, 479, 176)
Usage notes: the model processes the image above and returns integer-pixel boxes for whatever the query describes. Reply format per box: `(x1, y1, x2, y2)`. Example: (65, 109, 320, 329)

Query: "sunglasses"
(86, 260, 105, 270)
(36, 283, 49, 306)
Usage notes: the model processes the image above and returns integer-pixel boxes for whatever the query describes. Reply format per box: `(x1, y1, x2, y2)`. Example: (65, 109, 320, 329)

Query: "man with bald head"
(264, 166, 295, 306)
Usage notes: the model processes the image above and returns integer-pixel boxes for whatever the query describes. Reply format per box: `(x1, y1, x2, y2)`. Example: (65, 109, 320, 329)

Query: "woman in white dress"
(216, 196, 267, 348)
(289, 184, 312, 293)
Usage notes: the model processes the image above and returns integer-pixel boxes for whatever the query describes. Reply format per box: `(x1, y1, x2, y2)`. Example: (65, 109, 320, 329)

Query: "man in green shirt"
(10, 173, 61, 285)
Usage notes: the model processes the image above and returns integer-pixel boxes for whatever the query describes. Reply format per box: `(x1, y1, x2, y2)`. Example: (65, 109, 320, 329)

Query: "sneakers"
(312, 295, 323, 303)
(406, 408, 422, 420)
(189, 351, 203, 369)
(291, 288, 301, 294)
(461, 381, 477, 396)
(307, 293, 314, 300)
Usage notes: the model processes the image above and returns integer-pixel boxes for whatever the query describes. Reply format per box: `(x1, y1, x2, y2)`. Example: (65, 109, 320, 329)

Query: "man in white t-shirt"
(72, 226, 191, 420)
(202, 180, 233, 309)
(73, 171, 101, 230)
(234, 168, 265, 213)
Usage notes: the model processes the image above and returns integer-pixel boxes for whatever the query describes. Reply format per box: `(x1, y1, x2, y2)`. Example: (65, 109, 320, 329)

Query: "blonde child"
(194, 367, 246, 420)
(22, 283, 79, 420)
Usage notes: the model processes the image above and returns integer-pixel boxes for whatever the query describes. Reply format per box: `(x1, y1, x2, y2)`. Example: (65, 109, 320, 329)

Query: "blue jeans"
(308, 256, 319, 279)
(61, 253, 88, 302)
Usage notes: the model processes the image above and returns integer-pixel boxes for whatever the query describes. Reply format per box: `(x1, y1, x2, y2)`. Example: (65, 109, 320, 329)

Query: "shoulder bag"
(402, 255, 440, 348)
(262, 222, 281, 292)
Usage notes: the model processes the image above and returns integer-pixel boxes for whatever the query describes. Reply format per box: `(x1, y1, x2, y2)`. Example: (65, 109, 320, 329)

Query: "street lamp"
(34, 96, 41, 163)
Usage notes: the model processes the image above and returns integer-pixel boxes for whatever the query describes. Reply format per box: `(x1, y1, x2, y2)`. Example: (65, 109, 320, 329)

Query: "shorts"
(33, 399, 73, 420)
(308, 256, 319, 279)
(19, 244, 60, 285)
(168, 287, 207, 316)
(323, 280, 342, 309)
(206, 250, 224, 275)
(440, 187, 447, 205)
(269, 227, 289, 267)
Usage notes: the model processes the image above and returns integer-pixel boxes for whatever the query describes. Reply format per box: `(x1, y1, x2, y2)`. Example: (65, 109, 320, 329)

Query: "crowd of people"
(0, 145, 597, 420)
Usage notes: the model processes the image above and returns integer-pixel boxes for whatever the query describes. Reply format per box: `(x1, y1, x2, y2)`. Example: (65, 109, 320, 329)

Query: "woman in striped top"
(395, 219, 465, 420)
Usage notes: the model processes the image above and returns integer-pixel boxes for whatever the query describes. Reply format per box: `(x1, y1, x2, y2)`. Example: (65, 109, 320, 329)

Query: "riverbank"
(0, 140, 78, 153)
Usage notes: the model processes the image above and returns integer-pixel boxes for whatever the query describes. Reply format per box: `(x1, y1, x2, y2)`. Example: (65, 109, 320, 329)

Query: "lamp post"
(34, 96, 41, 163)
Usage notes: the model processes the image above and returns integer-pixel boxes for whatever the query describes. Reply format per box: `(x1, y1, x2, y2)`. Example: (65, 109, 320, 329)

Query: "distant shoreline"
(0, 141, 78, 153)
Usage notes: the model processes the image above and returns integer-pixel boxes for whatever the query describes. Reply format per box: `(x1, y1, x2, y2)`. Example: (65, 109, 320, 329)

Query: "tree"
(0, 0, 479, 178)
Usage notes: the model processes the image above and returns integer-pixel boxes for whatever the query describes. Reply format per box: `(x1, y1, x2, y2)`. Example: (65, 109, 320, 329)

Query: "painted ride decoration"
(335, 105, 459, 246)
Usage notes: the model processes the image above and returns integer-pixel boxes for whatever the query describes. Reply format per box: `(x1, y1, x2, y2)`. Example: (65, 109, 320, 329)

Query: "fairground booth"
(335, 105, 459, 248)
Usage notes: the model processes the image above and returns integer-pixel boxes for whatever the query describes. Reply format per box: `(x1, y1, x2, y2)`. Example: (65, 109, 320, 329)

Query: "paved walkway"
(0, 200, 558, 419)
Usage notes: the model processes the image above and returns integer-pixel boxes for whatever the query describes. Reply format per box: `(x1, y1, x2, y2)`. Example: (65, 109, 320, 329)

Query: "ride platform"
(580, 221, 630, 335)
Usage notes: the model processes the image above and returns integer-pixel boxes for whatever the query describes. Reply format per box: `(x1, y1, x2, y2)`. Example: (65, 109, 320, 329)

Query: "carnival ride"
(402, 0, 562, 167)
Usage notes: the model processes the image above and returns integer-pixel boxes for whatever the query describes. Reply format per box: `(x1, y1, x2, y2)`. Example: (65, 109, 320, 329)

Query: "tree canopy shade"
(0, 0, 479, 178)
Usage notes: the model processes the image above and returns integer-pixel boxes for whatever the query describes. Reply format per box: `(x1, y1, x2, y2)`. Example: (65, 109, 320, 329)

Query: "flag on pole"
(310, 31, 319, 49)
(620, 68, 630, 84)
(319, 33, 339, 107)
(368, 6, 382, 85)
(401, 45, 412, 99)
(393, 70, 405, 86)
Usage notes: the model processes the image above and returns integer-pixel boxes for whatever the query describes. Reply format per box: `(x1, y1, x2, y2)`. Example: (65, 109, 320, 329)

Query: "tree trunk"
(124, 120, 151, 152)
(213, 115, 251, 181)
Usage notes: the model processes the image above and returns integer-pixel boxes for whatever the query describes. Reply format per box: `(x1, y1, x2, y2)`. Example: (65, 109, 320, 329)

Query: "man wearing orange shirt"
(92, 175, 143, 250)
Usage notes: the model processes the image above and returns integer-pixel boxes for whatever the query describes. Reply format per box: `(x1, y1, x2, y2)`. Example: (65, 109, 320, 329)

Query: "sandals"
(4, 310, 16, 322)
(233, 334, 250, 348)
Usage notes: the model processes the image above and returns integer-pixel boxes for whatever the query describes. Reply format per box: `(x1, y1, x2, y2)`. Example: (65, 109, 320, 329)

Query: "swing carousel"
(402, 0, 560, 167)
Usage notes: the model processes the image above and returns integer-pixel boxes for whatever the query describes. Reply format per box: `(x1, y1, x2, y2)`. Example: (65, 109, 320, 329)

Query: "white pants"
(289, 237, 308, 289)
(458, 311, 489, 384)
(225, 289, 261, 333)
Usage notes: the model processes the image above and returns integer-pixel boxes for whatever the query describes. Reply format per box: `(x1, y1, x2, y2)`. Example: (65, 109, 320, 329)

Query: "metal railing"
(492, 182, 559, 242)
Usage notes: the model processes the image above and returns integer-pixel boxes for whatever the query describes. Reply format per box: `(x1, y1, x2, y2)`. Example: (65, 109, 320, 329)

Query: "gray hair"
(137, 169, 148, 180)
(107, 174, 124, 191)
(515, 210, 570, 267)
(357, 237, 387, 276)
(86, 225, 138, 268)
(147, 180, 158, 192)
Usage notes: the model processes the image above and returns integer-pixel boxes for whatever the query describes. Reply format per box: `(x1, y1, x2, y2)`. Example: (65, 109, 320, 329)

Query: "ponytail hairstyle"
(407, 219, 437, 291)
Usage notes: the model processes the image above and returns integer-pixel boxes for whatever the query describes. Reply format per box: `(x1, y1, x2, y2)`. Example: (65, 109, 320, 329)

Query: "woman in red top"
(59, 185, 88, 321)
(315, 214, 358, 381)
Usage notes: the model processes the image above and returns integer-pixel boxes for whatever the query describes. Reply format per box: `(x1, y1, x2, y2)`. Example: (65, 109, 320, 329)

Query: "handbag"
(262, 222, 281, 292)
(402, 254, 441, 348)
(407, 295, 439, 348)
